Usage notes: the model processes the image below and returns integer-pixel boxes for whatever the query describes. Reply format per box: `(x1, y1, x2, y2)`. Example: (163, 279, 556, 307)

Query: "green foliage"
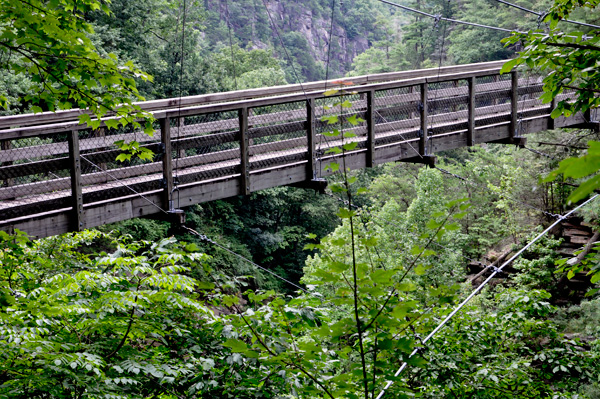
(417, 288, 597, 398)
(0, 229, 300, 398)
(0, 0, 153, 128)
(179, 188, 339, 292)
(503, 0, 600, 119)
(512, 231, 564, 292)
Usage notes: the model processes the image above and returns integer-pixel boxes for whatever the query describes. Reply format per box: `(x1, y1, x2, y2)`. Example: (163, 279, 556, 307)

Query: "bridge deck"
(0, 61, 591, 238)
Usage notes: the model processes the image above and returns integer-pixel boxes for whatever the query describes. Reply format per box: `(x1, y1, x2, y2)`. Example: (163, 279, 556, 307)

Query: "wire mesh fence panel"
(474, 73, 512, 127)
(313, 92, 365, 168)
(248, 100, 309, 171)
(0, 132, 73, 219)
(173, 110, 240, 185)
(373, 85, 420, 147)
(79, 123, 162, 206)
(427, 79, 470, 137)
(516, 70, 546, 122)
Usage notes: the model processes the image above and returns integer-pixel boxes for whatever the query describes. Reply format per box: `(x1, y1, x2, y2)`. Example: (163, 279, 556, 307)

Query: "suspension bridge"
(0, 60, 594, 239)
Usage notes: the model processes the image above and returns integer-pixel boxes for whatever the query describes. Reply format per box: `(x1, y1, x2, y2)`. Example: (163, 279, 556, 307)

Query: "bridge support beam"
(289, 178, 327, 194)
(68, 131, 85, 231)
(399, 155, 436, 167)
(490, 136, 527, 148)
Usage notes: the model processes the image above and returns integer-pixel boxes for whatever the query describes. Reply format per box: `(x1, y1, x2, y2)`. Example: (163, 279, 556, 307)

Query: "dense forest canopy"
(1, 0, 600, 397)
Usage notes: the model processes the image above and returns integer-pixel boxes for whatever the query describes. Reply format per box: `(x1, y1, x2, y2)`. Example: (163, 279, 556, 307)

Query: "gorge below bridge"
(0, 60, 595, 239)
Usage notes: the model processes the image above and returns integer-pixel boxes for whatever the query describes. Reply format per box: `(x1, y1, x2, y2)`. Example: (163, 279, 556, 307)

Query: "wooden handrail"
(0, 60, 507, 130)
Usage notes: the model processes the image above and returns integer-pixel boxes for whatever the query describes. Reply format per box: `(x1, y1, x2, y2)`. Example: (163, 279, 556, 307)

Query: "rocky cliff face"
(262, 1, 369, 74)
(206, 0, 373, 78)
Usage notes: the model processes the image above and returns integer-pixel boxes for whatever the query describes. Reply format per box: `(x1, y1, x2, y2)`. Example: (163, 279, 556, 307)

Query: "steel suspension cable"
(182, 225, 311, 294)
(489, 0, 600, 30)
(375, 193, 599, 398)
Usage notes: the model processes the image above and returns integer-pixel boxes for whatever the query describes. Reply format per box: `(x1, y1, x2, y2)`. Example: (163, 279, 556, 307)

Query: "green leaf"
(105, 119, 120, 130)
(397, 282, 417, 292)
(324, 89, 339, 96)
(371, 269, 395, 284)
(321, 115, 339, 125)
(500, 58, 519, 74)
(414, 264, 428, 276)
(337, 208, 356, 219)
(342, 142, 358, 151)
(222, 338, 249, 353)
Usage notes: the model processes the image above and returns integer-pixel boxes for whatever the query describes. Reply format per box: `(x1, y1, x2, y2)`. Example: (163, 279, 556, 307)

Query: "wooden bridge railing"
(0, 61, 590, 238)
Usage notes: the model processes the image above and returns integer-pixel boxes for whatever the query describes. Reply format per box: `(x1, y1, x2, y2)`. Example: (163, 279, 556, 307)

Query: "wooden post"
(160, 117, 174, 211)
(366, 90, 376, 167)
(306, 99, 316, 179)
(549, 96, 557, 130)
(510, 71, 519, 139)
(1, 139, 13, 188)
(68, 131, 84, 231)
(420, 82, 428, 156)
(239, 107, 250, 195)
(467, 77, 475, 146)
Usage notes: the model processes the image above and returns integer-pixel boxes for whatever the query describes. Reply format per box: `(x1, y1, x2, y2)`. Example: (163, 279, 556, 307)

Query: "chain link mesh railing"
(0, 132, 73, 219)
(372, 85, 420, 151)
(0, 66, 592, 230)
(474, 73, 513, 127)
(79, 124, 162, 206)
(249, 100, 308, 171)
(427, 79, 470, 138)
(174, 111, 240, 186)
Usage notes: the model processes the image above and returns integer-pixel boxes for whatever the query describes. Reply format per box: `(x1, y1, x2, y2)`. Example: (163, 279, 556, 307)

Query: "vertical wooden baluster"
(420, 82, 428, 156)
(1, 139, 13, 188)
(239, 107, 250, 195)
(306, 98, 316, 179)
(366, 90, 375, 167)
(549, 96, 557, 130)
(510, 71, 519, 140)
(160, 117, 173, 211)
(467, 77, 475, 146)
(68, 130, 84, 231)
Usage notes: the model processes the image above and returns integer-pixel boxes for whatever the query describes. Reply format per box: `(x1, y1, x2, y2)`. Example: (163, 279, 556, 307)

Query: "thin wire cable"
(377, 0, 523, 34)
(324, 0, 337, 87)
(436, 165, 563, 219)
(80, 155, 168, 214)
(427, 2, 450, 155)
(375, 193, 599, 399)
(319, 0, 339, 176)
(489, 0, 600, 29)
(379, 0, 600, 35)
(524, 145, 554, 158)
(181, 226, 311, 294)
(490, 0, 539, 15)
(260, 0, 309, 94)
(225, 0, 239, 91)
(325, 191, 490, 270)
(174, 0, 188, 210)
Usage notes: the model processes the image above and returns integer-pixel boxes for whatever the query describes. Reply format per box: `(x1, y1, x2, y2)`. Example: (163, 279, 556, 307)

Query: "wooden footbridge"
(0, 60, 593, 239)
